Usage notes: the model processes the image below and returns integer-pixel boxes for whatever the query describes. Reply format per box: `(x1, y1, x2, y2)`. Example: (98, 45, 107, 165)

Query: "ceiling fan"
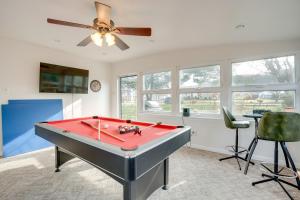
(47, 1, 152, 50)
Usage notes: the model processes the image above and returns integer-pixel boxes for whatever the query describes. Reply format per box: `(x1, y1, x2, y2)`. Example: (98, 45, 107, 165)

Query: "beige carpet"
(0, 147, 299, 200)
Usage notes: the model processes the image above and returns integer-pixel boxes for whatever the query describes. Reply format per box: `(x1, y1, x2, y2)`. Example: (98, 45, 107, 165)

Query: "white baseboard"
(190, 143, 300, 168)
(0, 147, 53, 160)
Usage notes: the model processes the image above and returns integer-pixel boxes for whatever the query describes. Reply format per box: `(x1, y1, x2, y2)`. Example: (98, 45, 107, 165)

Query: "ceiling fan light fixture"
(105, 33, 115, 46)
(91, 32, 103, 46)
(47, 1, 152, 50)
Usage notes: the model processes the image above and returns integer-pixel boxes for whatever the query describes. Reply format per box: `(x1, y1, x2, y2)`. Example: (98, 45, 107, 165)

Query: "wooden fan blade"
(113, 34, 129, 51)
(77, 35, 92, 47)
(116, 27, 151, 36)
(95, 2, 111, 26)
(47, 18, 93, 29)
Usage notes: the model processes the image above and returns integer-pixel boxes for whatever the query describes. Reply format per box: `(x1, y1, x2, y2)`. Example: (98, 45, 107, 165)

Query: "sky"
(232, 56, 294, 76)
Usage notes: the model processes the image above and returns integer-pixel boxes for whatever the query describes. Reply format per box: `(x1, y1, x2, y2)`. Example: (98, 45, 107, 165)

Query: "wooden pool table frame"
(35, 117, 191, 200)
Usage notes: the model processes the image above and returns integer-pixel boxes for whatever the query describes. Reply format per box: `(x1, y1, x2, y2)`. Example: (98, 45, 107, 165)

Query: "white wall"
(0, 37, 112, 156)
(111, 39, 300, 166)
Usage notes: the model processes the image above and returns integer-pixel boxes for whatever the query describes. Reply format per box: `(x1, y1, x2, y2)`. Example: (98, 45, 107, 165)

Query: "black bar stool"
(244, 110, 292, 174)
(251, 112, 300, 200)
(219, 107, 254, 170)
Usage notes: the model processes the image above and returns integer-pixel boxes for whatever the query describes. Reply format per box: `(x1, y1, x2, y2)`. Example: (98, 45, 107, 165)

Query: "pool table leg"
(55, 146, 60, 172)
(123, 182, 134, 200)
(54, 146, 74, 172)
(162, 158, 169, 190)
(123, 159, 169, 200)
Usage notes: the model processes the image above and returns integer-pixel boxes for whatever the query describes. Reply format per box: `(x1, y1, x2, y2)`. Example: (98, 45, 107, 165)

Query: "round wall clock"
(90, 80, 101, 92)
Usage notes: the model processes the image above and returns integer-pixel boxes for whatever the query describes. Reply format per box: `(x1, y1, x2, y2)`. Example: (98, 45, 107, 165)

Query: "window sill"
(138, 112, 222, 120)
(138, 112, 173, 117)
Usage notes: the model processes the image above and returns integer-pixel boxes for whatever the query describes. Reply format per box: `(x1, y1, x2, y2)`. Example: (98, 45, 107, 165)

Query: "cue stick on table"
(98, 119, 101, 141)
(139, 122, 162, 132)
(81, 120, 126, 142)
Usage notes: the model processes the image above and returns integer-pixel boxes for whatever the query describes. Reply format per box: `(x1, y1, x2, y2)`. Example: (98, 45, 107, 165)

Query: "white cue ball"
(103, 124, 109, 129)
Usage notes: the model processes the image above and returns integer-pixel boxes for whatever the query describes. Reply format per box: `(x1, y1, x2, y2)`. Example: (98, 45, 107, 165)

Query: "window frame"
(231, 54, 298, 116)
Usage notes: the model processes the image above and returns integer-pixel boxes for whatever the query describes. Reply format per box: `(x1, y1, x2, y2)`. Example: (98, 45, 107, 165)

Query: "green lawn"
(121, 99, 294, 118)
(121, 103, 137, 120)
(232, 99, 294, 115)
(161, 104, 171, 111)
(181, 100, 220, 114)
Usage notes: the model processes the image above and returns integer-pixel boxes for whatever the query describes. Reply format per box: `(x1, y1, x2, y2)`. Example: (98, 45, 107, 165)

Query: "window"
(180, 65, 220, 88)
(232, 56, 296, 115)
(143, 71, 171, 90)
(232, 56, 295, 86)
(142, 71, 171, 112)
(232, 91, 295, 115)
(180, 93, 220, 114)
(143, 94, 171, 112)
(120, 75, 137, 120)
(179, 65, 221, 115)
(118, 54, 298, 118)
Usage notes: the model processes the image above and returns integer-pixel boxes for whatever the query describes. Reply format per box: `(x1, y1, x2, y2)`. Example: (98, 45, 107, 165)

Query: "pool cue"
(81, 121, 125, 142)
(139, 122, 162, 132)
(98, 119, 101, 141)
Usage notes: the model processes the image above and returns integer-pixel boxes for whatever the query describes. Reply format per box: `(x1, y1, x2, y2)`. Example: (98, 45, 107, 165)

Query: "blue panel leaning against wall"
(1, 99, 63, 157)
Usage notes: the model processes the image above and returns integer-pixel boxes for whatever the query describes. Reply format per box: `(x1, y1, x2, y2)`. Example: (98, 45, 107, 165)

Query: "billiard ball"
(103, 124, 109, 129)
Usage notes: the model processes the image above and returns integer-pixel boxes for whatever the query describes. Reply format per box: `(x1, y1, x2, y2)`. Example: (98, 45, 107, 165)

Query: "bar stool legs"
(281, 142, 300, 190)
(244, 140, 294, 175)
(219, 128, 254, 170)
(252, 142, 300, 200)
(280, 142, 290, 168)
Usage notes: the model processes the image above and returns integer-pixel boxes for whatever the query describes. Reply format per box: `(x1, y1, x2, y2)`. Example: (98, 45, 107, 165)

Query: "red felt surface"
(47, 117, 177, 150)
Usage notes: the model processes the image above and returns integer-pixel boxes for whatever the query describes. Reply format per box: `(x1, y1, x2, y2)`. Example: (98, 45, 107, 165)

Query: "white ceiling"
(0, 0, 300, 63)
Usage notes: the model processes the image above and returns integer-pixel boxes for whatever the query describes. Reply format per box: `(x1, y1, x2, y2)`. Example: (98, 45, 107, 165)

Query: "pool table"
(35, 116, 191, 200)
